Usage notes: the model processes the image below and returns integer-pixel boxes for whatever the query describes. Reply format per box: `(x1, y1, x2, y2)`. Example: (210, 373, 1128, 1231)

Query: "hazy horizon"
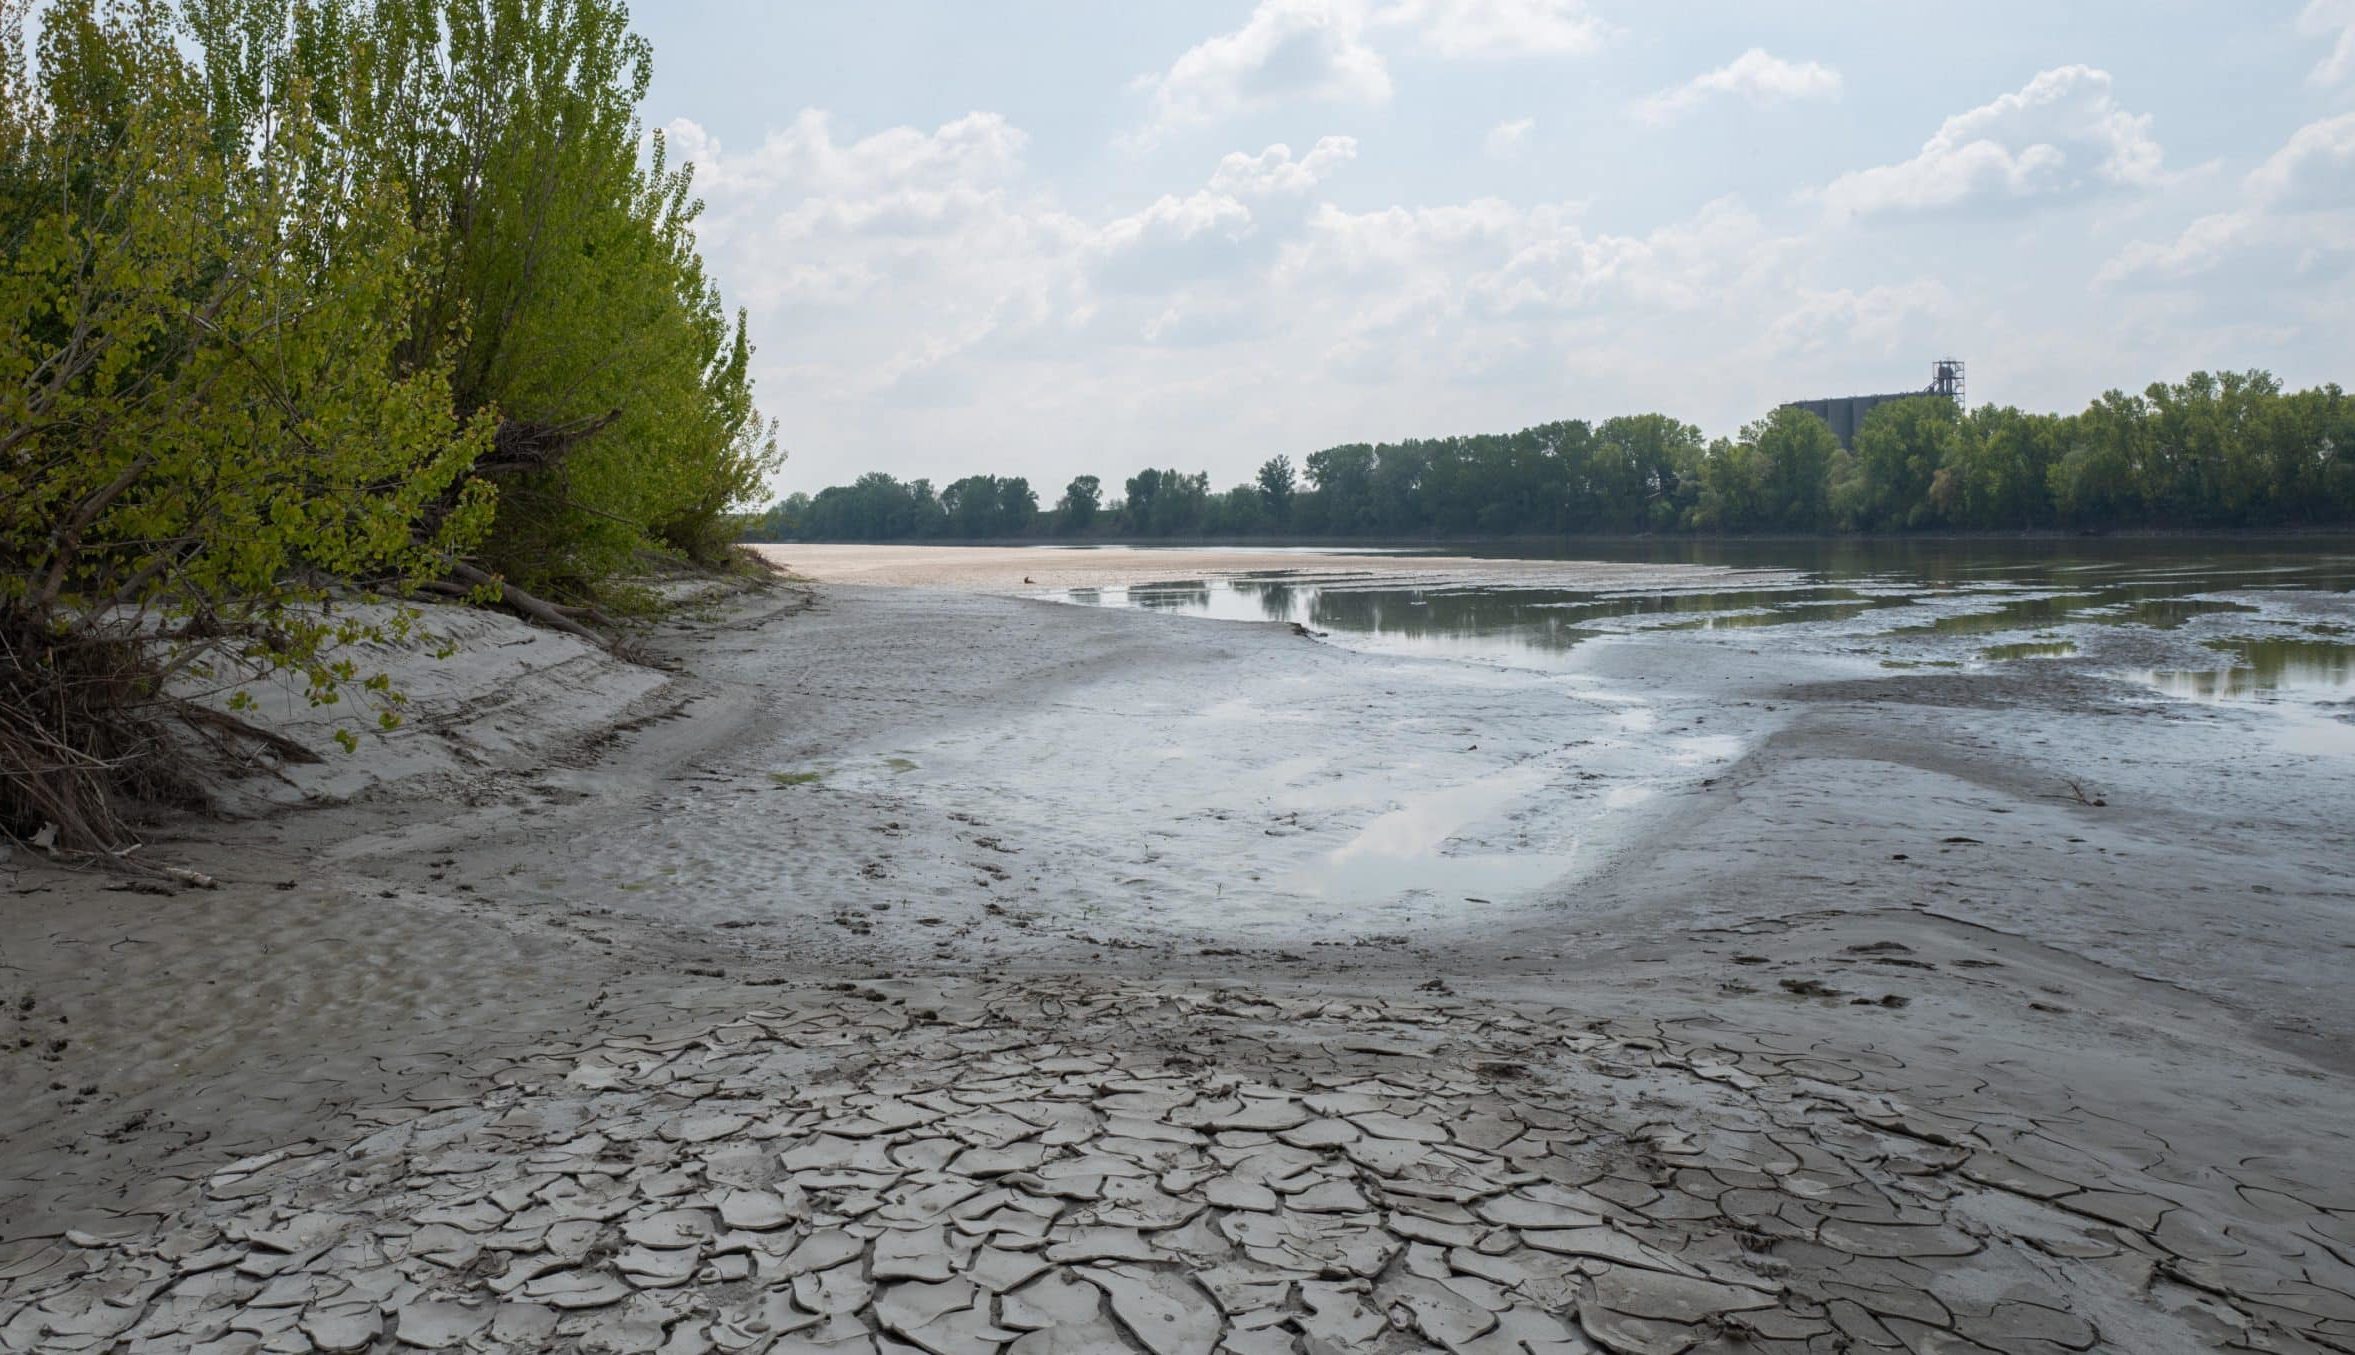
(629, 2, 2355, 499)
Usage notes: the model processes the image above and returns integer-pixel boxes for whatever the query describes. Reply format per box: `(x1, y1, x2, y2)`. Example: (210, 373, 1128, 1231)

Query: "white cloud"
(1766, 281, 1953, 356)
(675, 116, 1379, 397)
(1373, 0, 1605, 58)
(1483, 117, 1534, 159)
(1209, 137, 1361, 195)
(1247, 192, 1822, 395)
(1276, 194, 1788, 329)
(2245, 110, 2355, 211)
(2102, 111, 2355, 284)
(1637, 49, 1841, 125)
(678, 105, 1873, 489)
(1129, 0, 1603, 139)
(1133, 0, 1390, 136)
(1822, 66, 2165, 222)
(669, 112, 1091, 395)
(2303, 0, 2355, 84)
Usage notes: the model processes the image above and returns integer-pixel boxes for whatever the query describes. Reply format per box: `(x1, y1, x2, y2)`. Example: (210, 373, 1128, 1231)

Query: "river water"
(1053, 538, 2355, 719)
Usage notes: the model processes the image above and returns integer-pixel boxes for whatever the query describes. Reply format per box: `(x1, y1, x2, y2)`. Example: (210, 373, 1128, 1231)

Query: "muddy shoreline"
(4, 562, 2351, 1353)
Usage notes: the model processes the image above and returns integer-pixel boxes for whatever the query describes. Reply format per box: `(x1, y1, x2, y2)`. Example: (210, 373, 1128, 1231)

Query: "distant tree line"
(745, 371, 2355, 542)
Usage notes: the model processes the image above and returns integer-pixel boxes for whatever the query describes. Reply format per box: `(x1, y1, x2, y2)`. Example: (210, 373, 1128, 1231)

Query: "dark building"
(1784, 360, 1965, 449)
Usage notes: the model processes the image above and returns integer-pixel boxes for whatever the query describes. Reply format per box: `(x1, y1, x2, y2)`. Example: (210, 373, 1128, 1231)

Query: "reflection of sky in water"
(1291, 764, 1578, 902)
(1095, 576, 1912, 670)
(1069, 546, 2355, 805)
(1076, 552, 2355, 676)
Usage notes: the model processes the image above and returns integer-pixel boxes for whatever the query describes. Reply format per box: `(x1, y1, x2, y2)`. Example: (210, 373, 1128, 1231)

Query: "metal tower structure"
(1928, 359, 1966, 404)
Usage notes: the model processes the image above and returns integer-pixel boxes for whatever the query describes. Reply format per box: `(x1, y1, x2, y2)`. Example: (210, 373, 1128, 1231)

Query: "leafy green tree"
(940, 476, 997, 537)
(184, 0, 780, 594)
(1151, 470, 1211, 535)
(1123, 468, 1162, 534)
(998, 477, 1039, 535)
(1256, 456, 1296, 523)
(2051, 390, 2149, 525)
(1751, 406, 1841, 530)
(1690, 437, 1767, 531)
(1931, 406, 2059, 528)
(1369, 442, 1430, 533)
(2, 0, 491, 849)
(1847, 396, 1961, 530)
(1212, 483, 1266, 535)
(1057, 475, 1101, 532)
(1304, 445, 1373, 533)
(1593, 415, 1704, 531)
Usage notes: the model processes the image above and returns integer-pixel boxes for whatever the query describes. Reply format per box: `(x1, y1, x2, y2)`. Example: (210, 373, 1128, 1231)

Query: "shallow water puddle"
(1070, 575, 1884, 668)
(2132, 635, 2355, 759)
(2139, 636, 2355, 699)
(1284, 764, 1578, 902)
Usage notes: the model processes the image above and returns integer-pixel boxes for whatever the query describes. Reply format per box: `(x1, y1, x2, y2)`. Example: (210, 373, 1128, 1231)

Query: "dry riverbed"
(3, 549, 2352, 1354)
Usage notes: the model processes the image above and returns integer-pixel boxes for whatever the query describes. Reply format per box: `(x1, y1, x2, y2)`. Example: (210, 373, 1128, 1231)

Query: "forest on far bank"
(747, 370, 2355, 543)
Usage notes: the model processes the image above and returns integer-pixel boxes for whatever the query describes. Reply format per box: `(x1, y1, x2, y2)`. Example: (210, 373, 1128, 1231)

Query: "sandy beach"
(4, 549, 2352, 1354)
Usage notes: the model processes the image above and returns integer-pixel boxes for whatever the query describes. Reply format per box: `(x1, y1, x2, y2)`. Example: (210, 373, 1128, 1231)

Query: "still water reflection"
(2144, 638, 2355, 699)
(1062, 541, 2355, 708)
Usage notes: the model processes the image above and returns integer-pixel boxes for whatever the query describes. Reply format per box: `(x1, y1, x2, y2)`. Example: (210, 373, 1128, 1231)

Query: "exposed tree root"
(2, 615, 203, 862)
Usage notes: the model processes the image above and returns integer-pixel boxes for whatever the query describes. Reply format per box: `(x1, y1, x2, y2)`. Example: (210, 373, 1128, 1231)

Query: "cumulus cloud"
(1277, 194, 1784, 322)
(2102, 111, 2355, 284)
(1258, 193, 1812, 392)
(677, 105, 1862, 486)
(674, 116, 1376, 397)
(1129, 0, 1604, 138)
(1483, 117, 1534, 160)
(1821, 66, 2164, 222)
(668, 112, 1093, 395)
(1208, 137, 1360, 195)
(1373, 0, 1605, 58)
(2304, 0, 2355, 84)
(1132, 0, 1390, 136)
(2245, 110, 2355, 211)
(1766, 281, 1953, 356)
(1637, 49, 1841, 125)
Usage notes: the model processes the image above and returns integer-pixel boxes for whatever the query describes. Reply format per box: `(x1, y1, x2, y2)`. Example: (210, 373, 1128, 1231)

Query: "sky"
(626, 1, 2355, 500)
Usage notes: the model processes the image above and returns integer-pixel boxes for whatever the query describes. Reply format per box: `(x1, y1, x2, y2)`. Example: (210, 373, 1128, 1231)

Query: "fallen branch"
(447, 561, 620, 652)
(2061, 778, 2108, 808)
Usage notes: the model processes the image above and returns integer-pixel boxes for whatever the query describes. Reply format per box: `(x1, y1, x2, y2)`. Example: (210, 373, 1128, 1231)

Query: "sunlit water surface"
(1036, 539, 2355, 921)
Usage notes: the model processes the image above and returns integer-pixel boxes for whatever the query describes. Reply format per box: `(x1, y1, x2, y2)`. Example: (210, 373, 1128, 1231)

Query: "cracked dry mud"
(7, 981, 2351, 1355)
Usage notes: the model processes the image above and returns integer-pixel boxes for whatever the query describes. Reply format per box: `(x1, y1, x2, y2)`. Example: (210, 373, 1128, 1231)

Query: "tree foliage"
(3, 0, 775, 853)
(180, 0, 779, 592)
(765, 372, 2353, 542)
(1056, 476, 1101, 533)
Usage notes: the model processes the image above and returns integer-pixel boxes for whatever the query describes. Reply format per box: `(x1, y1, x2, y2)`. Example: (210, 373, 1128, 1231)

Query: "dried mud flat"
(5, 565, 2354, 1354)
(13, 979, 2350, 1355)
